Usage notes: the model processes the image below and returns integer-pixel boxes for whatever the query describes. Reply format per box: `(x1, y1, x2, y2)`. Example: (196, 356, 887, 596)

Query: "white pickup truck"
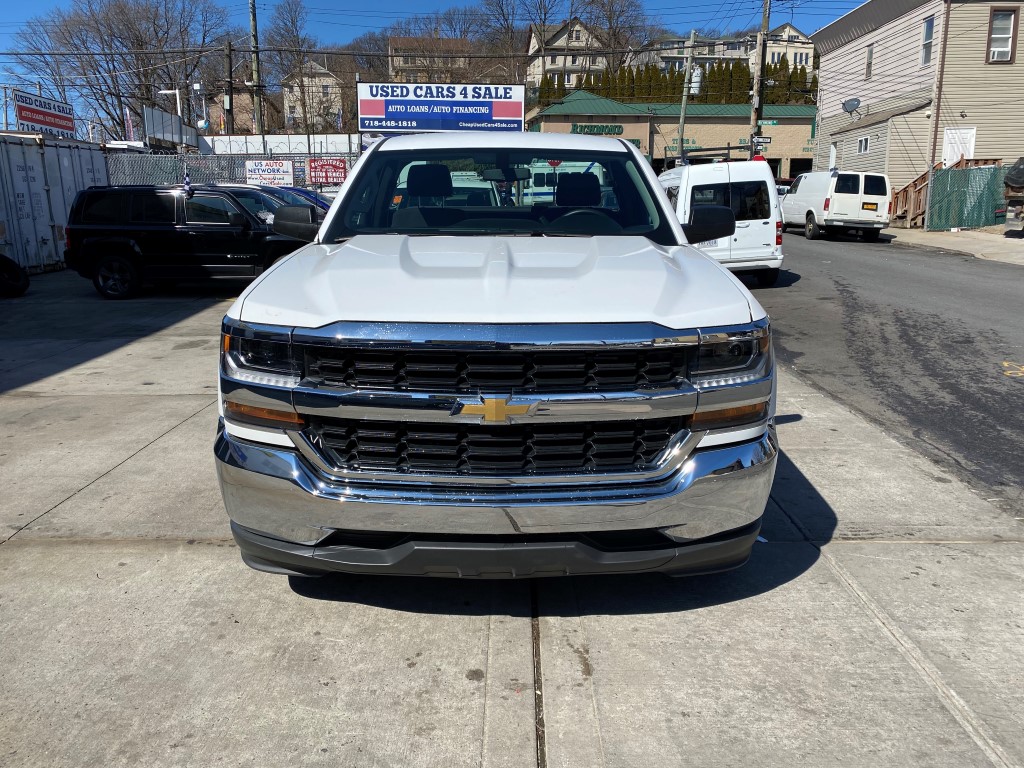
(214, 132, 778, 579)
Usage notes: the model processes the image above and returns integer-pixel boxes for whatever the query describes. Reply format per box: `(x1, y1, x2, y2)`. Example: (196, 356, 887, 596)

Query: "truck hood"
(234, 234, 758, 330)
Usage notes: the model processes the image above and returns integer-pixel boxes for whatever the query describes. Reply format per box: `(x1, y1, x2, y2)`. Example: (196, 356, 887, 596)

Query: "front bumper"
(214, 423, 777, 578)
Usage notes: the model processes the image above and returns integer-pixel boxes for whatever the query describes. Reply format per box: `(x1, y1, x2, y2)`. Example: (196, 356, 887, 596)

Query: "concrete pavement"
(1, 271, 1021, 767)
(887, 227, 1024, 267)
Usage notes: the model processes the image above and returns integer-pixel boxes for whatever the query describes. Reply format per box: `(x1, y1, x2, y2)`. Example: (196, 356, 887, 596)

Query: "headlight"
(692, 323, 772, 389)
(221, 327, 300, 388)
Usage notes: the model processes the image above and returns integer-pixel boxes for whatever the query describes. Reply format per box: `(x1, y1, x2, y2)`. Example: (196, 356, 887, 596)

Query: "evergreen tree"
(808, 72, 819, 104)
(788, 64, 805, 104)
(733, 60, 751, 104)
(555, 76, 567, 99)
(539, 74, 553, 105)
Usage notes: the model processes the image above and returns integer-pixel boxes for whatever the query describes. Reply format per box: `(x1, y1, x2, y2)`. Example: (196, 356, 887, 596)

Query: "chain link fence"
(926, 164, 1008, 231)
(105, 152, 358, 192)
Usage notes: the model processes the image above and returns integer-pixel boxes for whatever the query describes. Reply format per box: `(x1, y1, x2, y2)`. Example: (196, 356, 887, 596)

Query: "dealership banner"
(308, 157, 348, 184)
(13, 90, 76, 139)
(357, 83, 524, 132)
(245, 159, 294, 186)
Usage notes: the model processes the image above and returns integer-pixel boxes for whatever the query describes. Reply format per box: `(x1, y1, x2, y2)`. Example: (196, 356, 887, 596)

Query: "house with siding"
(525, 19, 607, 89)
(812, 0, 1024, 190)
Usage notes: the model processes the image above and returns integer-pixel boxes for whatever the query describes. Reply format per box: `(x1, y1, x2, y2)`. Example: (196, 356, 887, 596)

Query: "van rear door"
(679, 164, 732, 261)
(728, 175, 775, 263)
(828, 173, 863, 222)
(828, 173, 889, 224)
(861, 174, 890, 223)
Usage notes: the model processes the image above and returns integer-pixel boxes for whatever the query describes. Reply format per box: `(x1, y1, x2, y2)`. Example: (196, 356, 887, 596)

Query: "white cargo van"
(659, 160, 784, 287)
(781, 171, 890, 240)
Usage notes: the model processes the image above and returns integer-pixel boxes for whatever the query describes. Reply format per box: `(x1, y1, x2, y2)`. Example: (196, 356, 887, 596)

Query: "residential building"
(206, 83, 283, 135)
(281, 61, 344, 132)
(654, 24, 814, 74)
(812, 0, 1024, 189)
(529, 89, 816, 176)
(388, 36, 472, 83)
(525, 19, 607, 89)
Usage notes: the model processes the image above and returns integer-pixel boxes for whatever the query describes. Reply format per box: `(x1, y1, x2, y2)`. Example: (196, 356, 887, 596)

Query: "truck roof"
(376, 132, 630, 153)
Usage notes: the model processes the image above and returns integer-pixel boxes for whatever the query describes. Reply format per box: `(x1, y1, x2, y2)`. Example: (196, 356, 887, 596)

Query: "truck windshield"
(325, 148, 674, 244)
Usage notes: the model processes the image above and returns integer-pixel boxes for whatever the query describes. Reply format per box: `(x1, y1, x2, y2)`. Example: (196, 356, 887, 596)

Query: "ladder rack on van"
(675, 144, 744, 166)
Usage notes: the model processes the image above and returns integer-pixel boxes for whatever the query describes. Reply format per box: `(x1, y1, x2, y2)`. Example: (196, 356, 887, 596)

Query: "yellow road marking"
(1002, 361, 1024, 377)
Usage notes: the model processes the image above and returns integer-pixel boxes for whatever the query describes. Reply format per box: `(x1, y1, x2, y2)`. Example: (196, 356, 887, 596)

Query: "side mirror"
(228, 212, 249, 230)
(683, 205, 735, 245)
(273, 205, 319, 242)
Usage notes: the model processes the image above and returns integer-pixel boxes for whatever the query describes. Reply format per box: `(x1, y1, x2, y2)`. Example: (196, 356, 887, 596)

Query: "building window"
(857, 136, 870, 154)
(921, 16, 935, 65)
(864, 43, 874, 79)
(549, 54, 557, 64)
(988, 8, 1018, 63)
(573, 29, 581, 41)
(322, 84, 329, 98)
(571, 55, 578, 65)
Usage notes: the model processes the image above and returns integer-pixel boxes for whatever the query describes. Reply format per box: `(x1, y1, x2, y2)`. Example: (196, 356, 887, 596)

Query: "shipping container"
(0, 132, 108, 272)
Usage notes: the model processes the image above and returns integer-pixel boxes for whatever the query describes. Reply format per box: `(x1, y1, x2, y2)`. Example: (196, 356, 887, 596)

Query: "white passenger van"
(523, 161, 609, 204)
(659, 160, 784, 287)
(781, 170, 890, 240)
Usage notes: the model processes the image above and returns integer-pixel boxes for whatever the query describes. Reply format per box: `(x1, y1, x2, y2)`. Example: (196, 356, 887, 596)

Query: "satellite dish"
(842, 98, 862, 115)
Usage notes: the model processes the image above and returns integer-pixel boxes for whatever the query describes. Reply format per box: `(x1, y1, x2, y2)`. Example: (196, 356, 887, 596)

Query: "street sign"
(13, 90, 76, 139)
(757, 119, 778, 126)
(357, 83, 524, 132)
(308, 157, 348, 184)
(753, 135, 772, 144)
(245, 159, 294, 186)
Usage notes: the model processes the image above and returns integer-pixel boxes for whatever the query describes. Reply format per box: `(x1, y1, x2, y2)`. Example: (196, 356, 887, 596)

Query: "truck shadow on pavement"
(0, 271, 244, 395)
(289, 449, 837, 617)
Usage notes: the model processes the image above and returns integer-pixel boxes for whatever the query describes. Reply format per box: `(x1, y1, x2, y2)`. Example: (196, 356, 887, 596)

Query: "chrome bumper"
(214, 422, 777, 574)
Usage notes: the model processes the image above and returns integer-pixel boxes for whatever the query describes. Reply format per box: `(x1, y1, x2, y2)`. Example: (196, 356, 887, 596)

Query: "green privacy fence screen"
(926, 165, 1008, 231)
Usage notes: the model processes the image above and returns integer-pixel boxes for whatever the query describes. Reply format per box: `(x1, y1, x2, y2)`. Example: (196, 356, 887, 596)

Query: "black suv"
(65, 185, 307, 299)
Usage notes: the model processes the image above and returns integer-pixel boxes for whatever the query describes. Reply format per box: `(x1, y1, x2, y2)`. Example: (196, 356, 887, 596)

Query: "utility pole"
(749, 0, 772, 158)
(2, 86, 8, 131)
(676, 29, 697, 167)
(225, 41, 235, 134)
(249, 0, 263, 135)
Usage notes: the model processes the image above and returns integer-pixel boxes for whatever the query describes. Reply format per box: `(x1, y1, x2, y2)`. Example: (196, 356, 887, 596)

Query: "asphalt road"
(750, 233, 1024, 517)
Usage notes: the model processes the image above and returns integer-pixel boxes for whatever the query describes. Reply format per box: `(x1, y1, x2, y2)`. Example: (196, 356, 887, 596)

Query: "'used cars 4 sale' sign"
(13, 90, 76, 139)
(357, 83, 524, 133)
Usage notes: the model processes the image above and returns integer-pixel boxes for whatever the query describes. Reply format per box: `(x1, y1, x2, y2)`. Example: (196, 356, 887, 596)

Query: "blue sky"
(0, 0, 862, 52)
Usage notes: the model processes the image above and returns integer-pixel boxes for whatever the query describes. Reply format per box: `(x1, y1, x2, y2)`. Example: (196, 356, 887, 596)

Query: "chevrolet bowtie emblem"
(457, 397, 533, 423)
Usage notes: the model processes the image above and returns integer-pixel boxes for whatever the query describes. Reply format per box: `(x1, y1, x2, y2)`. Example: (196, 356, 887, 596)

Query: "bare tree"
(519, 0, 564, 82)
(264, 0, 320, 131)
(12, 0, 227, 140)
(479, 0, 528, 82)
(582, 0, 647, 72)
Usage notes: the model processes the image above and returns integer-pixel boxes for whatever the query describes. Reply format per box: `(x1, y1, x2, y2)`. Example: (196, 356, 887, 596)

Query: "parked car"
(215, 132, 778, 579)
(781, 171, 891, 240)
(659, 159, 784, 287)
(208, 184, 285, 225)
(280, 186, 333, 211)
(64, 185, 307, 299)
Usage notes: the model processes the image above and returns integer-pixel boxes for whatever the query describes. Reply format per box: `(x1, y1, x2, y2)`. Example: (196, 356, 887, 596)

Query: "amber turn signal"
(224, 401, 306, 428)
(690, 403, 768, 431)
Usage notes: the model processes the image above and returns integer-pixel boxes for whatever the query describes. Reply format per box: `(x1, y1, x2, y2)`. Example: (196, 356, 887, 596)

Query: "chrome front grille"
(303, 347, 691, 394)
(308, 417, 687, 476)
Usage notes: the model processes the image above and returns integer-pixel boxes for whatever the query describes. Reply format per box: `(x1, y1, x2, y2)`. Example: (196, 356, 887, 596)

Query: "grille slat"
(312, 418, 685, 476)
(305, 347, 691, 394)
